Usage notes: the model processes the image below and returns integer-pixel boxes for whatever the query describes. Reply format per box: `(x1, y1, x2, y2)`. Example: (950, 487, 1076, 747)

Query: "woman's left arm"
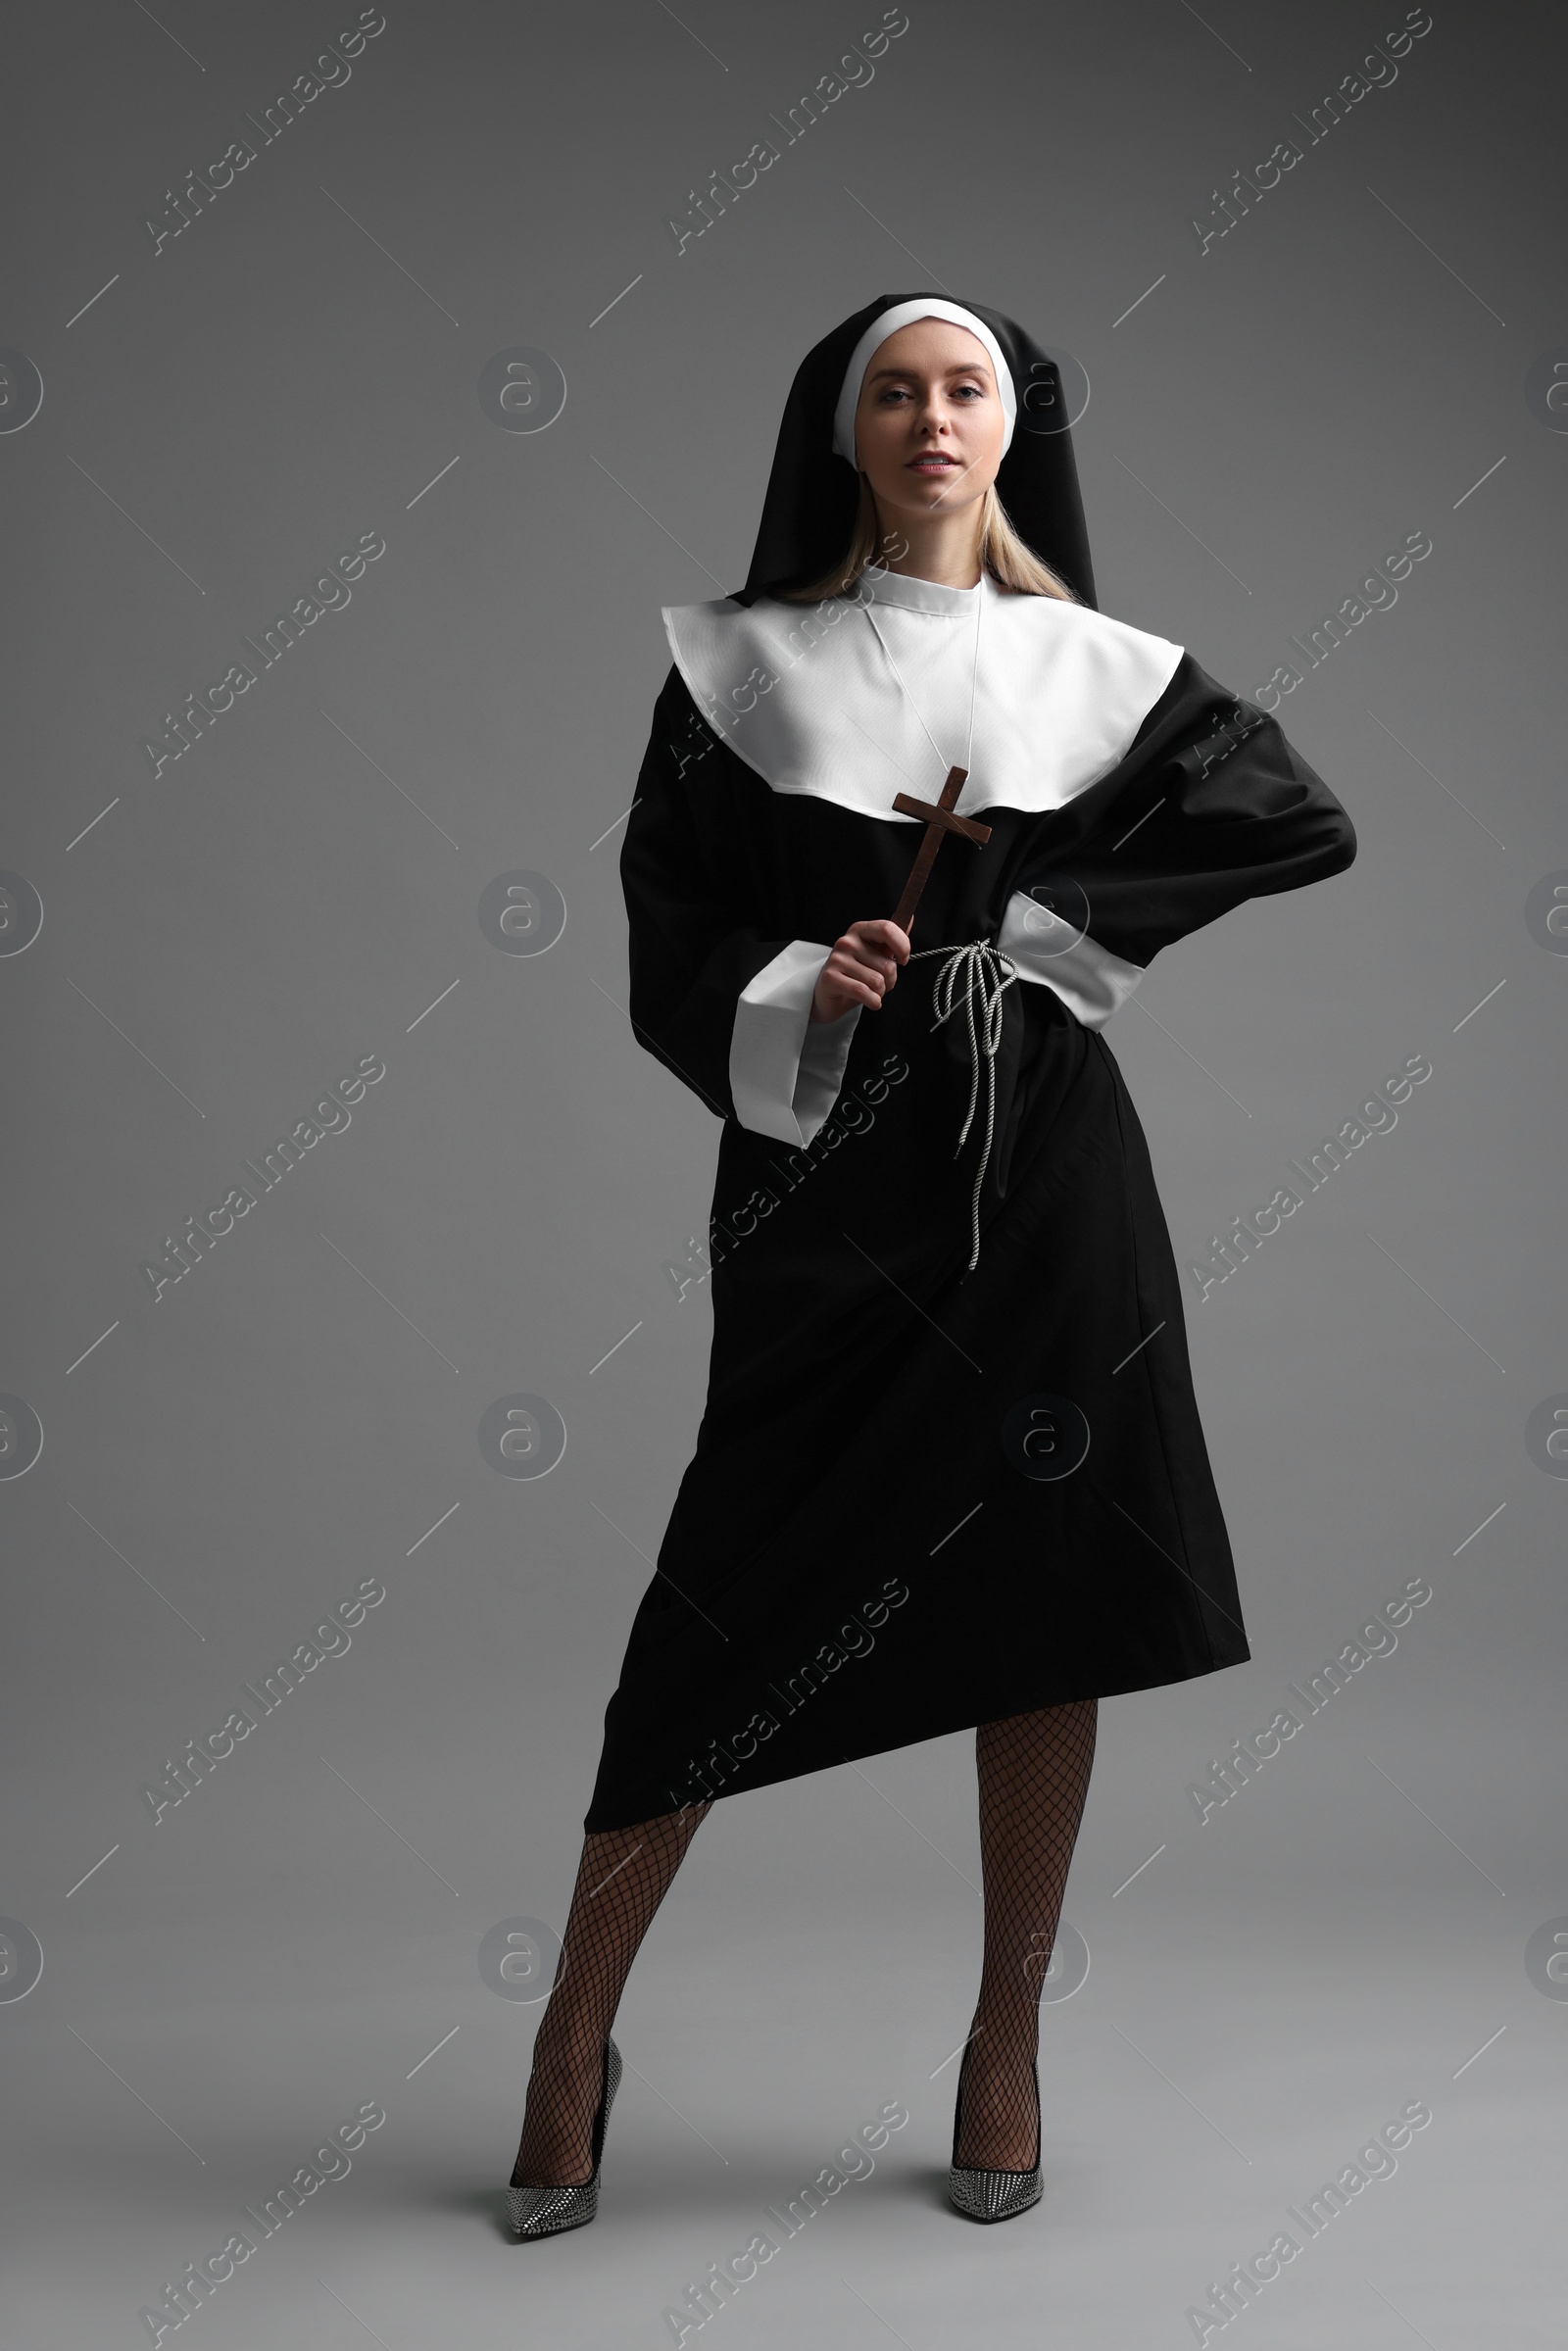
(1000, 656, 1356, 1018)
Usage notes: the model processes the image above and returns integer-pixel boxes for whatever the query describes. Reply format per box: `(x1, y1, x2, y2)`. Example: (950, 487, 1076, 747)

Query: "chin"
(889, 483, 975, 518)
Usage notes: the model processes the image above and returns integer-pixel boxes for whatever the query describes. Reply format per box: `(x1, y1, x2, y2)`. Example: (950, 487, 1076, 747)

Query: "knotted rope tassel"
(907, 939, 1018, 1272)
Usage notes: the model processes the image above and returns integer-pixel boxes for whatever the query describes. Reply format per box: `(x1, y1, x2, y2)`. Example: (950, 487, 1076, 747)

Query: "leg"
(955, 1700, 1098, 2171)
(512, 1800, 712, 2187)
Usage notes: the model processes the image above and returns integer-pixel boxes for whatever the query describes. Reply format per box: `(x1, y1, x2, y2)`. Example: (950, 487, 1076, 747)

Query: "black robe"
(583, 655, 1355, 1831)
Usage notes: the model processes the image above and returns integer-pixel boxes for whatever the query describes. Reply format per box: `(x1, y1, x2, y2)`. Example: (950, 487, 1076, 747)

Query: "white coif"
(663, 564, 1183, 825)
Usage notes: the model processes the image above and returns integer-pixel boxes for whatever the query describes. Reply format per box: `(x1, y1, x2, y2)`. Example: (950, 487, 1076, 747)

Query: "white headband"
(831, 300, 1016, 467)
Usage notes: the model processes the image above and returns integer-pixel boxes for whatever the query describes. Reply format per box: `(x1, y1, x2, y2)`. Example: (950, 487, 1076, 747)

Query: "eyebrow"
(866, 362, 991, 383)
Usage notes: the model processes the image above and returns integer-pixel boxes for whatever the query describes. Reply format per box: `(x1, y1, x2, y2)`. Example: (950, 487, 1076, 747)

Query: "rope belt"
(906, 938, 1018, 1272)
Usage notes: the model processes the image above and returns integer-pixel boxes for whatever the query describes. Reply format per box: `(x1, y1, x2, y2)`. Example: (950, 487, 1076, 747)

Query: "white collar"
(662, 575, 1183, 823)
(855, 563, 987, 617)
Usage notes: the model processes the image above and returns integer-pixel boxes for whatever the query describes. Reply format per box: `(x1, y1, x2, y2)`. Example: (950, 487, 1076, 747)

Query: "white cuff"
(729, 942, 862, 1144)
(997, 890, 1144, 1030)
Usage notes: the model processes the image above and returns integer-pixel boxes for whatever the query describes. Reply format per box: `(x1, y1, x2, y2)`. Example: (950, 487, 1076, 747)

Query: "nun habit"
(583, 293, 1355, 1834)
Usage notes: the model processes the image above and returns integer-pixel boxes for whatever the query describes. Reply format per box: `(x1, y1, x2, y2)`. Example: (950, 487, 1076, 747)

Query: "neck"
(871, 499, 986, 589)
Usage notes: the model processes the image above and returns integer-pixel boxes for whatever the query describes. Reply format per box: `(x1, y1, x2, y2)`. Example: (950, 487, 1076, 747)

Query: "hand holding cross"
(808, 769, 994, 1024)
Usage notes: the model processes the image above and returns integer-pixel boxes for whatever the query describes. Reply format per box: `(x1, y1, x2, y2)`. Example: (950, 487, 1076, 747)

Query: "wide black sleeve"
(618, 667, 802, 1122)
(1004, 655, 1356, 968)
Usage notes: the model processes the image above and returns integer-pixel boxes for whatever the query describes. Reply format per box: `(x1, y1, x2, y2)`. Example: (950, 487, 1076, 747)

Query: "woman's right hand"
(810, 919, 909, 1023)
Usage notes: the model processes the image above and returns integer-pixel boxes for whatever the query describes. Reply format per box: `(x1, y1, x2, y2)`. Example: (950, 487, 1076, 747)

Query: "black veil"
(737, 292, 1097, 611)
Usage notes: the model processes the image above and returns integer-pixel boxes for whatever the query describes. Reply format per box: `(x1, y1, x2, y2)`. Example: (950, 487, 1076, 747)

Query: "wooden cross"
(889, 767, 993, 937)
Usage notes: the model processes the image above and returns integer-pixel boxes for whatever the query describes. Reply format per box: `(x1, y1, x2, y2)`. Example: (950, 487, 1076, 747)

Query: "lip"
(907, 453, 959, 469)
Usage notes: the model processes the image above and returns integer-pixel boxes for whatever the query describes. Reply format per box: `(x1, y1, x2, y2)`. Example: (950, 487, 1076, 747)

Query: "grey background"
(2, 0, 1563, 2342)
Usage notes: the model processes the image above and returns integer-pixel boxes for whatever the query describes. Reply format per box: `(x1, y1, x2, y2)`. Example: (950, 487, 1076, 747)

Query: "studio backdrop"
(2, 2, 1562, 2346)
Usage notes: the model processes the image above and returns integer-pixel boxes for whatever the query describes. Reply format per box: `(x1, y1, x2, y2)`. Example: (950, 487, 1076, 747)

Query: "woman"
(507, 294, 1355, 2234)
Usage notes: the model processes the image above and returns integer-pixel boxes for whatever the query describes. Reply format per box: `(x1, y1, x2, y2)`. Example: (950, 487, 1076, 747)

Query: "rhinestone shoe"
(946, 2040, 1044, 2224)
(508, 2035, 622, 2239)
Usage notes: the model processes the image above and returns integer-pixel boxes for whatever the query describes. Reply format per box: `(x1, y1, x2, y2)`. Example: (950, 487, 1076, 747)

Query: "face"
(851, 318, 1007, 533)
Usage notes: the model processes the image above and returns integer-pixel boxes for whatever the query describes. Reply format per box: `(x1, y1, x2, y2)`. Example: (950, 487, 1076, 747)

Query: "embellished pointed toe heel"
(508, 2035, 622, 2239)
(946, 2042, 1044, 2224)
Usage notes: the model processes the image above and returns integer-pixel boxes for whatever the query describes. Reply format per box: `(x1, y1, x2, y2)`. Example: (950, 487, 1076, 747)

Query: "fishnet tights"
(512, 1801, 712, 2187)
(511, 1704, 1095, 2185)
(955, 1699, 1098, 2173)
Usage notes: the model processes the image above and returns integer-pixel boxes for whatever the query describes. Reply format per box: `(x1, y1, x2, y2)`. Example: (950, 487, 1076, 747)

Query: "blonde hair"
(779, 476, 1076, 604)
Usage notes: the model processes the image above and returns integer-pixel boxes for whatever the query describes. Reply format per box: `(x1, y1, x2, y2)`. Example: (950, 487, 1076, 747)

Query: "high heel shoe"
(508, 2035, 623, 2239)
(946, 2039, 1044, 2224)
